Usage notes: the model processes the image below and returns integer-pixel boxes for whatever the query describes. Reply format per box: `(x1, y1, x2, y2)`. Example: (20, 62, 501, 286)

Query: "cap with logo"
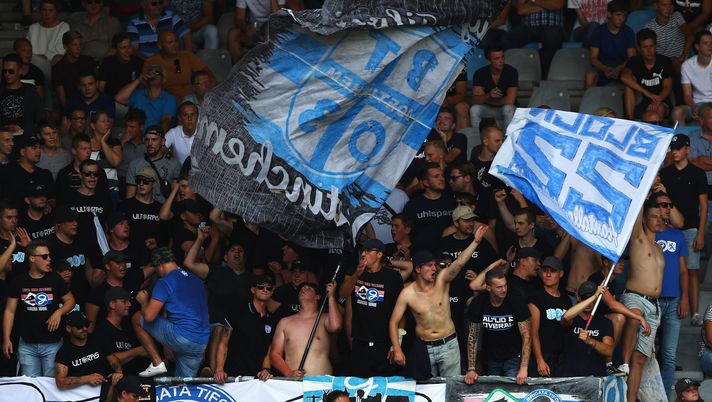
(675, 378, 700, 397)
(135, 166, 159, 182)
(26, 184, 48, 198)
(452, 205, 478, 223)
(515, 247, 541, 261)
(114, 376, 150, 398)
(670, 134, 690, 150)
(65, 311, 90, 328)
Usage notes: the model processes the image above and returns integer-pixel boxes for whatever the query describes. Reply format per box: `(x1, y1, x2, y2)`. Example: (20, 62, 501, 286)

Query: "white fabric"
(371, 187, 409, 244)
(26, 21, 70, 62)
(490, 108, 673, 261)
(235, 0, 286, 23)
(165, 125, 196, 165)
(681, 55, 712, 104)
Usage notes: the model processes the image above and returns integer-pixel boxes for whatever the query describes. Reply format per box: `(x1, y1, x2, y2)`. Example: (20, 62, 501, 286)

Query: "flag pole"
(584, 258, 617, 330)
(298, 264, 341, 372)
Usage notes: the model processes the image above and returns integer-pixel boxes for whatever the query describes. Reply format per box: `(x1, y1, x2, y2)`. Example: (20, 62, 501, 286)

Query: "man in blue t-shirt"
(136, 247, 209, 377)
(586, 0, 636, 88)
(652, 191, 689, 395)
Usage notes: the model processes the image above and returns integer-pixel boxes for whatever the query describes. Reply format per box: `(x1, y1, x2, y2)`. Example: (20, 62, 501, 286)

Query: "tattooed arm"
(516, 319, 531, 385)
(464, 322, 481, 384)
(55, 363, 106, 390)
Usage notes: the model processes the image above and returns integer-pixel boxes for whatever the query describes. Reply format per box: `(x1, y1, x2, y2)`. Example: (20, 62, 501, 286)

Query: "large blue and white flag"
(490, 108, 674, 261)
(304, 376, 416, 402)
(190, 1, 506, 248)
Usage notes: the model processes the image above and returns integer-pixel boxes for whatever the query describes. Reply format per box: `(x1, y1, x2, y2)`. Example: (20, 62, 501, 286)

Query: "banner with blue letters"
(489, 108, 673, 261)
(189, 1, 506, 248)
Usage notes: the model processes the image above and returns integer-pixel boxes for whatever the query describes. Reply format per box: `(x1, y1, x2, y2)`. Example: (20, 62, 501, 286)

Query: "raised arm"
(441, 225, 488, 284)
(469, 259, 508, 291)
(184, 227, 210, 280)
(323, 282, 342, 333)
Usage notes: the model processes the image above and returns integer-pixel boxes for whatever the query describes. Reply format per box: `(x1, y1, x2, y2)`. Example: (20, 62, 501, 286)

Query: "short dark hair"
(637, 28, 657, 46)
(643, 199, 660, 217)
(485, 267, 506, 285)
(607, 0, 628, 13)
(67, 106, 86, 119)
(418, 161, 442, 181)
(12, 38, 30, 52)
(78, 71, 97, 82)
(191, 69, 210, 84)
(485, 45, 504, 60)
(27, 240, 50, 256)
(72, 133, 91, 149)
(36, 119, 56, 135)
(451, 161, 475, 179)
(0, 200, 17, 217)
(90, 110, 109, 124)
(514, 207, 536, 224)
(325, 390, 350, 402)
(62, 30, 82, 45)
(79, 159, 99, 172)
(479, 118, 498, 134)
(111, 32, 131, 48)
(2, 53, 21, 65)
(695, 30, 712, 46)
(651, 191, 670, 204)
(41, 0, 61, 8)
(391, 213, 413, 229)
(178, 101, 197, 115)
(125, 108, 147, 125)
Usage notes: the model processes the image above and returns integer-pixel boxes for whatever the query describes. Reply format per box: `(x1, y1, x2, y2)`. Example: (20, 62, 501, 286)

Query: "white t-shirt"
(371, 188, 409, 244)
(681, 55, 712, 104)
(27, 21, 70, 61)
(165, 125, 195, 165)
(236, 0, 286, 23)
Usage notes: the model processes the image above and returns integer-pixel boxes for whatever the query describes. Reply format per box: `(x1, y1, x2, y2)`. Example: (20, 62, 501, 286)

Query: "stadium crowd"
(2, 0, 712, 401)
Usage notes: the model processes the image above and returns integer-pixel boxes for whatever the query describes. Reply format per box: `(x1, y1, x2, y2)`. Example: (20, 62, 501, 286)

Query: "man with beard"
(19, 184, 55, 241)
(125, 126, 181, 203)
(390, 225, 488, 379)
(470, 126, 505, 201)
(165, 101, 198, 165)
(0, 126, 14, 165)
(0, 135, 54, 209)
(65, 159, 113, 273)
(37, 120, 72, 180)
(431, 108, 468, 164)
(403, 163, 456, 252)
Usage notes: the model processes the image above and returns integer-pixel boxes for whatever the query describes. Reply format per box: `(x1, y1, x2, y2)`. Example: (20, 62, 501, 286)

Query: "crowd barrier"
(0, 374, 626, 402)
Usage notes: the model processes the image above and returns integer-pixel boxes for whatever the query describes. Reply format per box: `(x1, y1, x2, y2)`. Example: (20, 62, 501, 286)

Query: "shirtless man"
(555, 232, 603, 301)
(270, 282, 341, 377)
(619, 201, 665, 401)
(389, 225, 488, 378)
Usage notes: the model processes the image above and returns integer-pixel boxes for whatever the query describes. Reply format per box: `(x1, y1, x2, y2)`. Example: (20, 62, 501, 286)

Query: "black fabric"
(350, 267, 403, 343)
(528, 288, 571, 355)
(55, 337, 110, 377)
(403, 194, 456, 252)
(660, 162, 708, 230)
(224, 301, 276, 376)
(467, 292, 531, 362)
(558, 314, 613, 377)
(7, 271, 68, 343)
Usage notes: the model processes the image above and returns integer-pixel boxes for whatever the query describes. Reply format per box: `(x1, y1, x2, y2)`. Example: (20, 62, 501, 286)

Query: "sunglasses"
(256, 284, 274, 291)
(32, 253, 50, 259)
(72, 323, 91, 329)
(136, 178, 154, 185)
(174, 59, 181, 74)
(657, 202, 673, 208)
(81, 171, 99, 177)
(1, 69, 14, 75)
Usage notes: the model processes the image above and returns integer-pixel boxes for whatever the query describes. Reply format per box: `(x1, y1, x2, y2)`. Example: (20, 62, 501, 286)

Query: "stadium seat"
(523, 42, 541, 49)
(528, 86, 571, 111)
(217, 12, 234, 50)
(626, 9, 655, 34)
(562, 42, 583, 48)
(504, 48, 541, 90)
(197, 49, 233, 83)
(546, 48, 591, 90)
(467, 48, 487, 86)
(579, 86, 623, 117)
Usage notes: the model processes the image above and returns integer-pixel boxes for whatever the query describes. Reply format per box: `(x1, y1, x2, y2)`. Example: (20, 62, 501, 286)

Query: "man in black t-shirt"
(51, 31, 97, 107)
(55, 134, 110, 205)
(559, 281, 614, 377)
(470, 46, 518, 134)
(0, 53, 44, 135)
(470, 126, 506, 201)
(19, 184, 55, 240)
(403, 163, 456, 252)
(430, 109, 468, 165)
(528, 256, 571, 377)
(117, 167, 164, 249)
(621, 28, 673, 119)
(98, 33, 144, 99)
(507, 208, 554, 260)
(55, 311, 119, 389)
(465, 268, 531, 385)
(0, 200, 29, 274)
(2, 240, 75, 377)
(508, 247, 542, 304)
(0, 134, 55, 209)
(106, 212, 151, 272)
(339, 239, 404, 377)
(214, 275, 276, 382)
(443, 63, 469, 130)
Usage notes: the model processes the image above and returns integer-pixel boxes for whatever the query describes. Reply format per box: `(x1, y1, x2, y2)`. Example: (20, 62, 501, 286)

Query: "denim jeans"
(486, 356, 521, 377)
(425, 336, 461, 377)
(17, 337, 62, 377)
(192, 24, 218, 50)
(700, 346, 712, 376)
(142, 316, 207, 377)
(658, 297, 681, 394)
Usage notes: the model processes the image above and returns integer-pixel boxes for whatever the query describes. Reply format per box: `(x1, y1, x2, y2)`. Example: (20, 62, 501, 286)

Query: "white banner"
(490, 108, 673, 261)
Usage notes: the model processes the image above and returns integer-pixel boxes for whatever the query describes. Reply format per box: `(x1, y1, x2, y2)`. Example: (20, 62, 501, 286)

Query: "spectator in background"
(478, 3, 512, 49)
(470, 46, 517, 135)
(37, 119, 72, 180)
(170, 0, 219, 50)
(0, 135, 55, 209)
(12, 38, 46, 98)
(143, 31, 215, 101)
(2, 240, 75, 377)
(99, 33, 145, 99)
(646, 0, 693, 67)
(621, 29, 673, 119)
(568, 0, 612, 47)
(677, 0, 712, 33)
(136, 247, 210, 377)
(60, 108, 89, 149)
(431, 108, 468, 165)
(165, 101, 198, 165)
(117, 167, 162, 250)
(68, 0, 121, 62)
(227, 0, 285, 62)
(700, 303, 712, 376)
(51, 31, 97, 108)
(369, 188, 409, 245)
(125, 126, 181, 203)
(117, 109, 147, 196)
(501, 0, 565, 78)
(0, 54, 45, 135)
(585, 0, 636, 88)
(19, 184, 56, 241)
(675, 31, 712, 123)
(183, 70, 215, 111)
(64, 72, 116, 120)
(127, 0, 192, 58)
(470, 126, 506, 207)
(55, 134, 109, 205)
(443, 63, 469, 131)
(27, 0, 70, 65)
(0, 127, 13, 165)
(115, 65, 177, 133)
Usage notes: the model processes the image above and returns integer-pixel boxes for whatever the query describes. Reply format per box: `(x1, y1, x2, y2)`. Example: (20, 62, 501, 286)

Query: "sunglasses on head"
(136, 178, 154, 185)
(32, 253, 50, 260)
(256, 284, 273, 291)
(81, 171, 99, 177)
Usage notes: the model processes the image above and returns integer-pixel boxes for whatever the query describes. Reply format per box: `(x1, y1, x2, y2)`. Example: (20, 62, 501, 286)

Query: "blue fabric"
(589, 24, 636, 67)
(142, 315, 207, 377)
(127, 9, 189, 57)
(128, 88, 176, 131)
(150, 268, 210, 344)
(658, 297, 681, 395)
(17, 338, 62, 377)
(485, 356, 521, 377)
(657, 227, 688, 298)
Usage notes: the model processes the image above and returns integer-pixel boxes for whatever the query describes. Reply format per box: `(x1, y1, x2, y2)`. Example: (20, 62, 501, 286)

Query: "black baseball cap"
(54, 205, 78, 224)
(675, 378, 700, 397)
(114, 376, 150, 398)
(16, 134, 42, 148)
(412, 250, 436, 268)
(176, 199, 201, 214)
(144, 125, 164, 138)
(670, 134, 690, 149)
(104, 287, 131, 305)
(541, 256, 564, 271)
(361, 239, 385, 252)
(65, 311, 90, 328)
(252, 274, 274, 286)
(26, 184, 48, 198)
(107, 211, 128, 230)
(102, 250, 128, 266)
(515, 247, 541, 261)
(578, 281, 598, 298)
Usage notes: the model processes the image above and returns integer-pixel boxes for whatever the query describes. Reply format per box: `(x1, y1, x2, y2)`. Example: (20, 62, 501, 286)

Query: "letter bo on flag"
(490, 108, 674, 261)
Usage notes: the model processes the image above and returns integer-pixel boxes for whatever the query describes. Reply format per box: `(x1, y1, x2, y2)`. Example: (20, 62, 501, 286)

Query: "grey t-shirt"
(118, 141, 147, 179)
(126, 154, 181, 202)
(38, 148, 73, 180)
